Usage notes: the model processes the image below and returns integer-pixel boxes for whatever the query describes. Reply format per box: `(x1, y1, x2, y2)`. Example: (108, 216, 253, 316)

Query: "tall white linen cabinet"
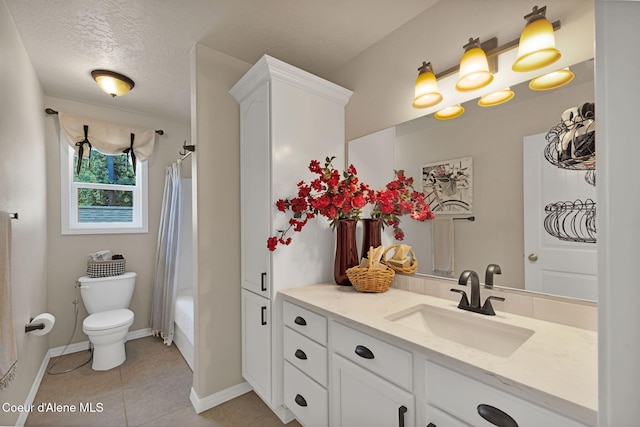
(231, 55, 352, 422)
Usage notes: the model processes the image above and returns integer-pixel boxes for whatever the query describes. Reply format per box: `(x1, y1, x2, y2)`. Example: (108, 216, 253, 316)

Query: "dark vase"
(334, 219, 359, 286)
(361, 218, 383, 258)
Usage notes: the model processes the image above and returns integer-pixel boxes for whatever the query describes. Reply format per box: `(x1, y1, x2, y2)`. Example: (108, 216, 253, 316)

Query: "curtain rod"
(44, 108, 164, 135)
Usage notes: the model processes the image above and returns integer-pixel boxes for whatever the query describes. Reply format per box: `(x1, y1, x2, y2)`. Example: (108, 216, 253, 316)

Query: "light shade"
(529, 68, 575, 90)
(512, 6, 561, 72)
(478, 88, 515, 107)
(91, 70, 135, 97)
(456, 38, 494, 92)
(413, 62, 443, 108)
(435, 104, 465, 120)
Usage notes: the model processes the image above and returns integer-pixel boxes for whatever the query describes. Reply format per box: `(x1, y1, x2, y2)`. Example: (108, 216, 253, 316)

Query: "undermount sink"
(385, 304, 534, 357)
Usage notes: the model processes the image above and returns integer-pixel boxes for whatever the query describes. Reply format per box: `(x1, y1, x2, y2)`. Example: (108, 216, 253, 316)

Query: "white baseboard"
(16, 328, 152, 426)
(189, 382, 253, 414)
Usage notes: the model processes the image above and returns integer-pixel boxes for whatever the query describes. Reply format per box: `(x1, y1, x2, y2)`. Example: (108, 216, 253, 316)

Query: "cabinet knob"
(294, 349, 307, 360)
(528, 253, 538, 262)
(477, 404, 519, 427)
(355, 344, 375, 359)
(294, 394, 307, 407)
(294, 316, 307, 326)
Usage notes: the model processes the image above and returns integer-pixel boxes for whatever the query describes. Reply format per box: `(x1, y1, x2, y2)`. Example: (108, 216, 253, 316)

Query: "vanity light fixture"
(478, 88, 515, 107)
(456, 38, 495, 92)
(91, 69, 135, 97)
(512, 6, 561, 72)
(434, 104, 465, 120)
(529, 67, 575, 90)
(413, 62, 443, 108)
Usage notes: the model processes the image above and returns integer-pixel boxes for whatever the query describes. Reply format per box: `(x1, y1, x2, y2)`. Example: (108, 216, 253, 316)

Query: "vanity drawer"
(332, 321, 412, 390)
(283, 301, 327, 345)
(284, 326, 328, 386)
(284, 361, 328, 427)
(425, 361, 588, 427)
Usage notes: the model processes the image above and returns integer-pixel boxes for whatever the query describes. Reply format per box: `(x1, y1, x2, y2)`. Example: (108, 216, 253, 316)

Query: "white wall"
(0, 2, 48, 425)
(191, 44, 250, 398)
(43, 97, 190, 348)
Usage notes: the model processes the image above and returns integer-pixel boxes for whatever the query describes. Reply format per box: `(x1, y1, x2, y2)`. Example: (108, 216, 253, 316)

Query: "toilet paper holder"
(25, 318, 45, 333)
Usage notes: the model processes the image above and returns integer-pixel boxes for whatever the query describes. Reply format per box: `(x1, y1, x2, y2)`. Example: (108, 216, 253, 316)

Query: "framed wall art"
(421, 157, 473, 214)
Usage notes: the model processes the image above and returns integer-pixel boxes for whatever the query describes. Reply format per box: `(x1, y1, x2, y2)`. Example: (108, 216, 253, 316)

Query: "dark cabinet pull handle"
(294, 349, 307, 360)
(477, 404, 519, 427)
(355, 344, 375, 359)
(398, 405, 407, 427)
(427, 424, 436, 427)
(294, 316, 307, 326)
(294, 394, 307, 407)
(261, 272, 267, 291)
(261, 306, 267, 325)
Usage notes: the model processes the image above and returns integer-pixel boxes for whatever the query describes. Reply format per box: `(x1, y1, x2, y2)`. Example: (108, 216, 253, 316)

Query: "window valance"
(59, 112, 156, 161)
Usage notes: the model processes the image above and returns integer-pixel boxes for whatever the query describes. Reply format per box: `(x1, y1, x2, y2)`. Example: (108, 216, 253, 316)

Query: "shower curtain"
(151, 162, 182, 345)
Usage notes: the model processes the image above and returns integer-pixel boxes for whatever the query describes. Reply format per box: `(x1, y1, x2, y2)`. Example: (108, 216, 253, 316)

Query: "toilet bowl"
(78, 272, 136, 371)
(82, 309, 134, 370)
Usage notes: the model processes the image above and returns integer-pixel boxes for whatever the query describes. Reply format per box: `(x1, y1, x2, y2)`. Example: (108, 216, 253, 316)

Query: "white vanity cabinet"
(231, 55, 351, 421)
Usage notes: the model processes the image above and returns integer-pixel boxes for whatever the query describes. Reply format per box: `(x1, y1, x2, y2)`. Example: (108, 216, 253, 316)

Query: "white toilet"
(78, 272, 136, 371)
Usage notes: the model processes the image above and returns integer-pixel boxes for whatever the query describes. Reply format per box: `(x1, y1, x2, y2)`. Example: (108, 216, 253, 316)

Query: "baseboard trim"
(16, 328, 153, 426)
(189, 382, 253, 414)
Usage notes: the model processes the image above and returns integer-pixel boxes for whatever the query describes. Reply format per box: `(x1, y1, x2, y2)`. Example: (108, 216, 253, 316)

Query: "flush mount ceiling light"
(91, 70, 135, 97)
(434, 104, 465, 120)
(413, 62, 443, 108)
(529, 67, 575, 90)
(456, 38, 495, 92)
(478, 88, 515, 107)
(512, 6, 561, 72)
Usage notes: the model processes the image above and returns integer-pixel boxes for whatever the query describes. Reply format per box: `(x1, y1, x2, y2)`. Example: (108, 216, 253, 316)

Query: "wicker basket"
(87, 259, 126, 278)
(383, 244, 418, 275)
(346, 257, 395, 293)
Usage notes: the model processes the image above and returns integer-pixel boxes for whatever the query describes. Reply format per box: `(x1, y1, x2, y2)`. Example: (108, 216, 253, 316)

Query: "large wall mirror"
(349, 59, 596, 301)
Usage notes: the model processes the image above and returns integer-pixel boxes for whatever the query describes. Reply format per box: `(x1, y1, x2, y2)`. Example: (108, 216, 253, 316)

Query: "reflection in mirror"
(351, 60, 596, 301)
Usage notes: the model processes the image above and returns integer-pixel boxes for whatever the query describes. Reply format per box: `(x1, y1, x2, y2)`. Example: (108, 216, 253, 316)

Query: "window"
(61, 138, 148, 234)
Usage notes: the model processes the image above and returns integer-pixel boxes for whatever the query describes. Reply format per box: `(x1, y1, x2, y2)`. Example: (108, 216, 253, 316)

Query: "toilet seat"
(83, 309, 134, 332)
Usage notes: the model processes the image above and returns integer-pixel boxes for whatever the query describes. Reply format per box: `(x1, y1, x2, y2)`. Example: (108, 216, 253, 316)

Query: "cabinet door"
(332, 354, 414, 427)
(242, 289, 271, 403)
(240, 81, 271, 297)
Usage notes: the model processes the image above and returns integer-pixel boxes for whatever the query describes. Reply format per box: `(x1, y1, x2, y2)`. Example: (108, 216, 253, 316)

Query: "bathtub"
(174, 287, 194, 370)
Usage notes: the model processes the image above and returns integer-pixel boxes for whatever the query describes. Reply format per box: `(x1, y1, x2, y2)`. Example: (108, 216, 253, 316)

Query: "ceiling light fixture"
(413, 62, 443, 109)
(478, 88, 515, 107)
(91, 69, 135, 97)
(456, 38, 495, 92)
(512, 6, 561, 72)
(434, 104, 465, 120)
(529, 67, 575, 90)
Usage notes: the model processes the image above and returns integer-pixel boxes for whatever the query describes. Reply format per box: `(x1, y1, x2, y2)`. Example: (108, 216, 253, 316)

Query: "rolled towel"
(88, 250, 112, 261)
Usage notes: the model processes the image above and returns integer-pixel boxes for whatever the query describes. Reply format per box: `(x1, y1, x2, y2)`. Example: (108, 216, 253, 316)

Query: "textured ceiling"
(4, 0, 438, 124)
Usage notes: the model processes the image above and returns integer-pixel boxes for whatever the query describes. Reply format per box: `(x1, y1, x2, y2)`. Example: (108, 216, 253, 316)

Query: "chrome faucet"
(484, 264, 502, 288)
(450, 269, 505, 316)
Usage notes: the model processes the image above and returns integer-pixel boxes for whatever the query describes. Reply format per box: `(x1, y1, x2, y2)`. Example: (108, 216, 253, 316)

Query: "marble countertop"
(279, 283, 597, 426)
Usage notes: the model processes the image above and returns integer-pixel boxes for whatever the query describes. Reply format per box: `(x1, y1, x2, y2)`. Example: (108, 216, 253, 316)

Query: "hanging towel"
(0, 212, 17, 390)
(432, 217, 455, 277)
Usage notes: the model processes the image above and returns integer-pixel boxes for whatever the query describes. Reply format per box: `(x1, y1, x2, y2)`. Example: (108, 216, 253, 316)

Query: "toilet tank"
(79, 272, 137, 314)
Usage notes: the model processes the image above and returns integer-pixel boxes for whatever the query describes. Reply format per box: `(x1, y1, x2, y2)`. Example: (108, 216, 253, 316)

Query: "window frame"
(60, 137, 149, 235)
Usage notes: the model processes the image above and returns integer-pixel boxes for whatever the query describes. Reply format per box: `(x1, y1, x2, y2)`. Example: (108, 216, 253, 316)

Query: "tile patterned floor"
(26, 336, 301, 426)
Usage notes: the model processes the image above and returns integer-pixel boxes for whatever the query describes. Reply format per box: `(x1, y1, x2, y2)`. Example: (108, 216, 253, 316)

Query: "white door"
(241, 289, 272, 403)
(332, 354, 414, 427)
(523, 133, 597, 300)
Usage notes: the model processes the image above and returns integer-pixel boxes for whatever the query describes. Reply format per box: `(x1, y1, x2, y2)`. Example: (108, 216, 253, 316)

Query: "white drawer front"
(332, 321, 413, 390)
(425, 361, 588, 427)
(283, 301, 327, 345)
(284, 361, 328, 427)
(425, 404, 469, 427)
(284, 326, 328, 387)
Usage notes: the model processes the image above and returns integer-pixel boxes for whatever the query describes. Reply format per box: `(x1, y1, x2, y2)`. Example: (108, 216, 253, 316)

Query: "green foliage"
(74, 150, 136, 207)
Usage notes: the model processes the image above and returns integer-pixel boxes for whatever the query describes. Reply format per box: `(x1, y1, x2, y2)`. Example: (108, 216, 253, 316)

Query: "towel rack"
(453, 216, 475, 221)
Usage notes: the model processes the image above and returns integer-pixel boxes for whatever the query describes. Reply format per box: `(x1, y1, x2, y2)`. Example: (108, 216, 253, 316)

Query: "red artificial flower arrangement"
(371, 170, 435, 240)
(267, 156, 373, 251)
